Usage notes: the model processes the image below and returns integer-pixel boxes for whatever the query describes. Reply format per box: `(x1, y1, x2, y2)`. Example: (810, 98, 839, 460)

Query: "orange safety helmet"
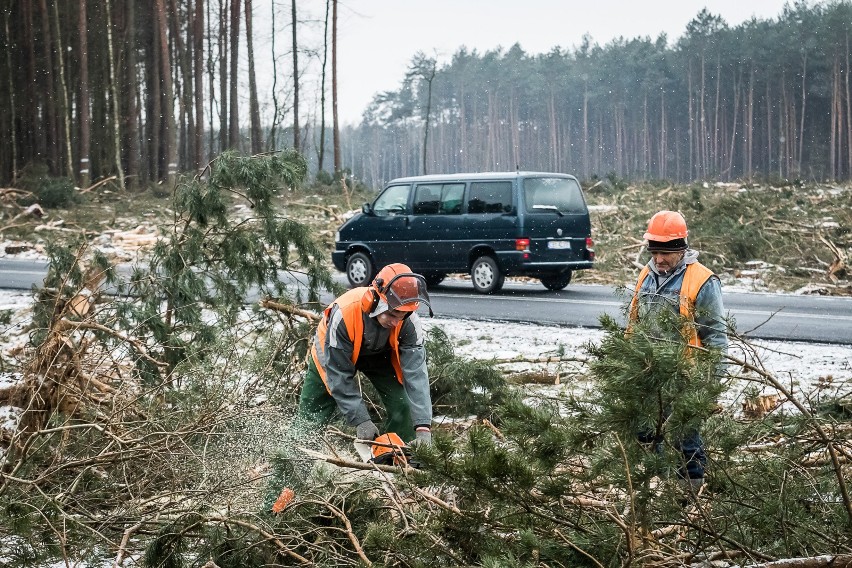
(373, 263, 433, 316)
(643, 210, 689, 246)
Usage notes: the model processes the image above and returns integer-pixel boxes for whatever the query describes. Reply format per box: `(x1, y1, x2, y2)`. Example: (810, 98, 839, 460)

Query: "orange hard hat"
(643, 210, 688, 242)
(373, 263, 432, 314)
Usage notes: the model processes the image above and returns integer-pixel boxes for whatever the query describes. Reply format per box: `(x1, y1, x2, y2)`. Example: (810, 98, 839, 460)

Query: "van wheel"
(540, 271, 572, 291)
(470, 256, 504, 294)
(422, 272, 446, 287)
(346, 252, 375, 287)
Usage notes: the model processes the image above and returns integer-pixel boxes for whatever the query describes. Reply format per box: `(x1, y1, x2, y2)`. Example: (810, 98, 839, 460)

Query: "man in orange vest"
(298, 263, 434, 446)
(628, 210, 728, 493)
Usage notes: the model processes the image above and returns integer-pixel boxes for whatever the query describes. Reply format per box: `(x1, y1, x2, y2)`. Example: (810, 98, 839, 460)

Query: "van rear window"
(468, 181, 513, 214)
(523, 177, 585, 214)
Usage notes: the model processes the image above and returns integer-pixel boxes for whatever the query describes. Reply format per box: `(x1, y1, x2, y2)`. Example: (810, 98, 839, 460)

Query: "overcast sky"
(257, 0, 796, 125)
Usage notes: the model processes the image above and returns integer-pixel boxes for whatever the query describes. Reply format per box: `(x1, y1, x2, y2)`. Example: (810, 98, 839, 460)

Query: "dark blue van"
(332, 172, 595, 293)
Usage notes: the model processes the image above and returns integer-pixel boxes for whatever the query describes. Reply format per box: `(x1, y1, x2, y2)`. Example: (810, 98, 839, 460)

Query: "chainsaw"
(354, 432, 420, 468)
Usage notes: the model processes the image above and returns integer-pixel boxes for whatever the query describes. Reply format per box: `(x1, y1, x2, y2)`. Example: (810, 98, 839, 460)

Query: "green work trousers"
(298, 355, 415, 442)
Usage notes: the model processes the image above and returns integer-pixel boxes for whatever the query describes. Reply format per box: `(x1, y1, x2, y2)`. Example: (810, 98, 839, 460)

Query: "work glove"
(413, 427, 432, 446)
(356, 420, 379, 441)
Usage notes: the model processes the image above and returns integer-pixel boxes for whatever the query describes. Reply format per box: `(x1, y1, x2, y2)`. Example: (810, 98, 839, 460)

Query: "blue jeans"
(637, 428, 706, 480)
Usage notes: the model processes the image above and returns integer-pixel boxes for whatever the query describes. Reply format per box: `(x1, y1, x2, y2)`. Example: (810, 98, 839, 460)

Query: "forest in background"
(1, 1, 852, 190)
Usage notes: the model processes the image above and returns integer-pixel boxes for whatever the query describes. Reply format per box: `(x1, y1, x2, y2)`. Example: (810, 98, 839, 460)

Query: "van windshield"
(523, 177, 585, 214)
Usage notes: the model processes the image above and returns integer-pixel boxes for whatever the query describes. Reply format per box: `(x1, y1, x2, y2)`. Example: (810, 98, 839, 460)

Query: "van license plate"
(547, 241, 571, 249)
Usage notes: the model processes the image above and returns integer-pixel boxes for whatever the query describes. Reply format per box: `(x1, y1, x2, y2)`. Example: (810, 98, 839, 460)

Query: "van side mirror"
(362, 202, 373, 215)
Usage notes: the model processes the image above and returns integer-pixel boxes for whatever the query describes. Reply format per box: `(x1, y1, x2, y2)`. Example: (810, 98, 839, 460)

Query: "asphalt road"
(2, 258, 852, 344)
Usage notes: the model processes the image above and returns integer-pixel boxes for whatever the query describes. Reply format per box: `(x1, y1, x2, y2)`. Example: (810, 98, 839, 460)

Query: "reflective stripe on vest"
(628, 262, 714, 347)
(310, 287, 405, 391)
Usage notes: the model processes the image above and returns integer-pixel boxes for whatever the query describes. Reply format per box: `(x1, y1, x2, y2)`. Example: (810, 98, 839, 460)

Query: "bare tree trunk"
(228, 0, 241, 150)
(218, 0, 228, 152)
(168, 0, 193, 172)
(846, 32, 851, 178)
(422, 61, 436, 175)
(582, 82, 589, 178)
(206, 0, 215, 157)
(37, 0, 58, 172)
(317, 0, 330, 171)
(245, 0, 262, 153)
(193, 0, 204, 169)
(268, 0, 280, 150)
(747, 64, 754, 180)
(3, 5, 17, 183)
(766, 81, 772, 177)
(290, 0, 299, 151)
(687, 61, 694, 179)
(798, 51, 807, 175)
(52, 0, 73, 177)
(77, 0, 90, 187)
(21, 1, 38, 165)
(155, 0, 177, 187)
(104, 0, 126, 190)
(830, 56, 838, 179)
(332, 0, 340, 174)
(122, 0, 139, 190)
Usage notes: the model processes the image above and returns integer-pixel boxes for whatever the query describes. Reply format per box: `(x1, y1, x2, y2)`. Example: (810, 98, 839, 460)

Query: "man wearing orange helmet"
(629, 210, 728, 492)
(298, 263, 434, 445)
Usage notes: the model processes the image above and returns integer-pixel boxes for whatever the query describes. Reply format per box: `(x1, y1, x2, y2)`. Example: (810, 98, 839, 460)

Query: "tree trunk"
(798, 51, 807, 175)
(290, 0, 299, 151)
(155, 0, 177, 187)
(317, 0, 329, 171)
(218, 0, 228, 152)
(168, 0, 193, 172)
(21, 1, 38, 166)
(104, 0, 126, 190)
(228, 0, 241, 150)
(77, 0, 90, 187)
(193, 0, 204, 169)
(846, 31, 851, 178)
(332, 0, 341, 174)
(3, 6, 17, 183)
(52, 0, 73, 178)
(122, 0, 140, 190)
(37, 0, 58, 172)
(245, 0, 262, 153)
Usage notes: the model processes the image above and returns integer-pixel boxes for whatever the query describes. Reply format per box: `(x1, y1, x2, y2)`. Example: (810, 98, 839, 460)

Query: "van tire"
(422, 272, 446, 287)
(346, 252, 375, 287)
(470, 256, 504, 294)
(540, 271, 572, 291)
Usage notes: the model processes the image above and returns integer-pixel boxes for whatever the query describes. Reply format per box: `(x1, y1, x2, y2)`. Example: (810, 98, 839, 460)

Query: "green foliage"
(17, 163, 77, 208)
(109, 151, 336, 374)
(426, 326, 509, 420)
(144, 524, 187, 568)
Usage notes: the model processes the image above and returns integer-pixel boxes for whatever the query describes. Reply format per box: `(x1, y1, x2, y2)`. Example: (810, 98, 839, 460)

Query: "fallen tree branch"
(260, 298, 320, 322)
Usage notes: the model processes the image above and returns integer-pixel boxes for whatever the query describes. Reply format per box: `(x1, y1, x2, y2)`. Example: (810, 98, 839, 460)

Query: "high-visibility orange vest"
(628, 262, 715, 347)
(310, 287, 405, 390)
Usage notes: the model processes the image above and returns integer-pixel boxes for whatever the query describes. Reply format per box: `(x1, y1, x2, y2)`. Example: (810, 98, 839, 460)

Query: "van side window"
(373, 184, 411, 216)
(413, 184, 441, 215)
(468, 181, 513, 214)
(440, 183, 465, 214)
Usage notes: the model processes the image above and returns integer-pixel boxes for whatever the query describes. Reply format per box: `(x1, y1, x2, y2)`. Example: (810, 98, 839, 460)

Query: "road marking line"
(430, 293, 852, 321)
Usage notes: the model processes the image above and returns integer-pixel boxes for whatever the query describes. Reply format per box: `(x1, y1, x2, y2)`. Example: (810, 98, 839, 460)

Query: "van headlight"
(335, 231, 341, 242)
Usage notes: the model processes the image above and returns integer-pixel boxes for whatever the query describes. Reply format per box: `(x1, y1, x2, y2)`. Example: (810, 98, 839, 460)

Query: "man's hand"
(414, 426, 432, 446)
(356, 420, 379, 441)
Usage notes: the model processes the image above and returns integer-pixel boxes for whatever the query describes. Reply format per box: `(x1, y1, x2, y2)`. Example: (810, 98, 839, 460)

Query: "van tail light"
(515, 238, 530, 251)
(586, 237, 596, 261)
